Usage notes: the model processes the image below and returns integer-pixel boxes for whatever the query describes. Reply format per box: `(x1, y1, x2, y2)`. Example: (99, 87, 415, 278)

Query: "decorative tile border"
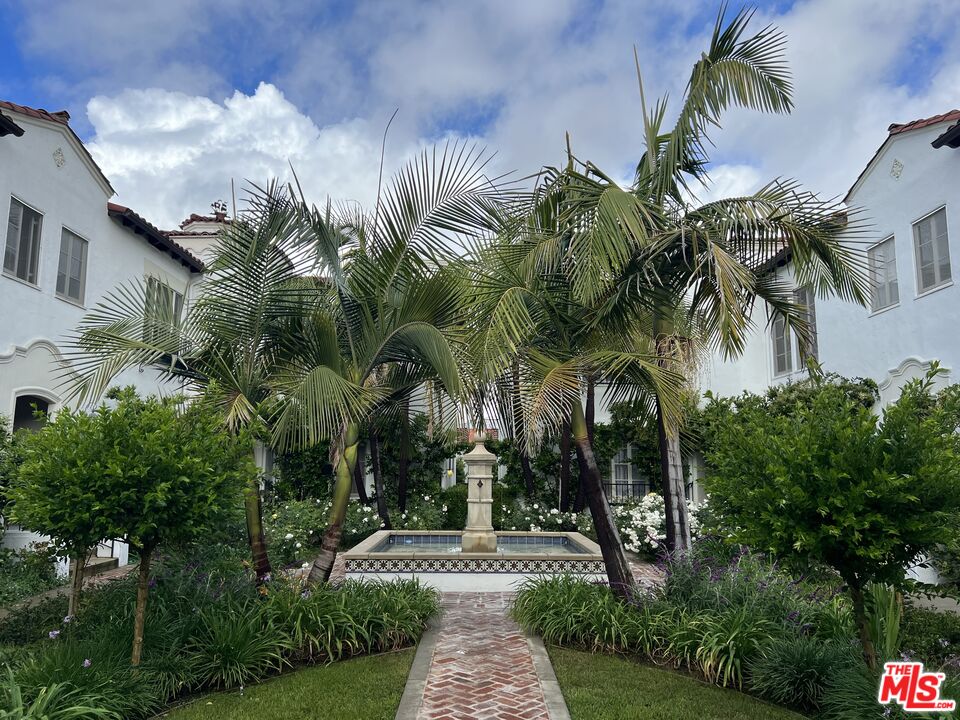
(345, 556, 606, 574)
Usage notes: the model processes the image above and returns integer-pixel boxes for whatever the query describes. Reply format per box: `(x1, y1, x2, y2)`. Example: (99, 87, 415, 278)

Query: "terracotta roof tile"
(178, 212, 233, 229)
(888, 109, 960, 136)
(108, 203, 204, 273)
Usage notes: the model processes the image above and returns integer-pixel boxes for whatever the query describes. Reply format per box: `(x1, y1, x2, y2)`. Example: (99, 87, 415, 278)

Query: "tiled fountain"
(342, 440, 604, 591)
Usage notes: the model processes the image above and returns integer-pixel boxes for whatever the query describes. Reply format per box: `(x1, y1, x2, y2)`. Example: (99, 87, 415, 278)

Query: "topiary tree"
(10, 388, 253, 665)
(701, 367, 960, 669)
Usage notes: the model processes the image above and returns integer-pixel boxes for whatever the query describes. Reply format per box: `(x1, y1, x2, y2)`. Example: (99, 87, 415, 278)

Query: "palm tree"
(280, 142, 510, 583)
(467, 186, 684, 595)
(65, 185, 317, 582)
(549, 7, 871, 551)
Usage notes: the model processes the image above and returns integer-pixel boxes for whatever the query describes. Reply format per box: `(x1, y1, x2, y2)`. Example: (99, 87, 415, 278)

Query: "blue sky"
(1, 0, 957, 228)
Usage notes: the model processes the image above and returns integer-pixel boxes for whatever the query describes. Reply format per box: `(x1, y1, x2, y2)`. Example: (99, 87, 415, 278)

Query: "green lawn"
(156, 649, 414, 720)
(549, 647, 808, 720)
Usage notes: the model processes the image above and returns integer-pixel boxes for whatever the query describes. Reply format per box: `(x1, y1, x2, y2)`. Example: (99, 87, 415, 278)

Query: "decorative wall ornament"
(890, 158, 904, 179)
(52, 147, 65, 167)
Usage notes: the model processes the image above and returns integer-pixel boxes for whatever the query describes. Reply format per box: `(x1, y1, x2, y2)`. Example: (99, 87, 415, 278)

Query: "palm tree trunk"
(571, 399, 632, 597)
(67, 552, 87, 617)
(130, 546, 153, 665)
(559, 419, 571, 512)
(354, 441, 369, 504)
(308, 423, 359, 584)
(573, 377, 595, 512)
(511, 362, 536, 498)
(243, 467, 271, 583)
(370, 430, 392, 530)
(398, 401, 410, 512)
(656, 398, 690, 552)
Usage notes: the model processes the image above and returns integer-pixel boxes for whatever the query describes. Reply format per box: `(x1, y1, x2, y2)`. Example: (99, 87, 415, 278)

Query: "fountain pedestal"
(461, 440, 498, 554)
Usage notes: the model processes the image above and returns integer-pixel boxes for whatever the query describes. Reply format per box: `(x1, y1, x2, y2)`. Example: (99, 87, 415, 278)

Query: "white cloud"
(70, 0, 960, 231)
(87, 84, 395, 228)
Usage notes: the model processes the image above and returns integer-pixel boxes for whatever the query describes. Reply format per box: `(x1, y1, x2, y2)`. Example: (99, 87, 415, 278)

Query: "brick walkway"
(415, 592, 553, 720)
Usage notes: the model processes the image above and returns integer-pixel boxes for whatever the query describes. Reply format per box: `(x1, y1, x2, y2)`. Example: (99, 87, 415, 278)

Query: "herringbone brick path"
(417, 592, 549, 720)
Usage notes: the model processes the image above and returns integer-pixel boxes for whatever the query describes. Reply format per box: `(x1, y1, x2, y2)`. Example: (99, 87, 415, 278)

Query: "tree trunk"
(657, 398, 690, 553)
(573, 378, 595, 512)
(511, 362, 536, 499)
(308, 423, 359, 584)
(243, 468, 272, 583)
(67, 553, 87, 618)
(559, 419, 571, 512)
(370, 431, 392, 530)
(353, 441, 369, 504)
(850, 583, 878, 670)
(131, 549, 153, 666)
(571, 399, 633, 597)
(398, 401, 410, 512)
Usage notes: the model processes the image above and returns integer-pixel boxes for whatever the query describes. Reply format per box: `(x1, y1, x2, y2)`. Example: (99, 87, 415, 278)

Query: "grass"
(549, 647, 808, 720)
(155, 649, 414, 720)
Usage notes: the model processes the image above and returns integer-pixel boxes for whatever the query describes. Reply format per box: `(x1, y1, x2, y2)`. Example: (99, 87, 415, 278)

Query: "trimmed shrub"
(440, 484, 468, 530)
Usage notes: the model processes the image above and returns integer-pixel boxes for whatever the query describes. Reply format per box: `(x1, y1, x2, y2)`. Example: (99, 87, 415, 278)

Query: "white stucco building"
(700, 109, 960, 406)
(0, 100, 205, 566)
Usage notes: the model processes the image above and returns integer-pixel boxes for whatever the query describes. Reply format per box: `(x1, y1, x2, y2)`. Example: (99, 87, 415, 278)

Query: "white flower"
(295, 542, 302, 549)
(442, 505, 448, 512)
(302, 562, 310, 568)
(533, 503, 539, 510)
(284, 533, 294, 541)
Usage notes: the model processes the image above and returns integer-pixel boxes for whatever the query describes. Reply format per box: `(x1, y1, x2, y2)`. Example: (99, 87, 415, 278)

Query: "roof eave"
(932, 123, 960, 149)
(0, 112, 24, 137)
(107, 204, 204, 273)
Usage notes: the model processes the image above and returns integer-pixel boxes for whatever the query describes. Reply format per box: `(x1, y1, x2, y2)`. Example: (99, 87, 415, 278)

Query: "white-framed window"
(144, 276, 184, 342)
(868, 236, 899, 311)
(56, 227, 88, 303)
(913, 207, 951, 293)
(793, 285, 818, 364)
(605, 444, 647, 502)
(4, 196, 42, 285)
(771, 314, 792, 376)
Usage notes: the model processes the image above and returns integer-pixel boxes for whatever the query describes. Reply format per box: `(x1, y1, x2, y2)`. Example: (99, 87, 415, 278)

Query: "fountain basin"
(342, 530, 604, 591)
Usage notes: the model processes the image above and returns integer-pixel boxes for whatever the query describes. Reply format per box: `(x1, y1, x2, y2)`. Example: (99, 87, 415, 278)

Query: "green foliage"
(0, 417, 27, 524)
(439, 484, 468, 529)
(272, 441, 333, 501)
(748, 636, 860, 713)
(701, 370, 960, 595)
(263, 500, 329, 568)
(9, 389, 253, 559)
(187, 601, 290, 689)
(820, 664, 915, 720)
(2, 546, 440, 719)
(0, 667, 117, 720)
(899, 605, 960, 666)
(0, 545, 63, 607)
(377, 414, 460, 508)
(930, 536, 960, 588)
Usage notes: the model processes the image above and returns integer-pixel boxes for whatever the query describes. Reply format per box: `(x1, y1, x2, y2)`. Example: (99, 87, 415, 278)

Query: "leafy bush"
(439, 484, 468, 529)
(820, 663, 915, 720)
(394, 495, 443, 531)
(899, 604, 960, 667)
(929, 538, 960, 588)
(0, 544, 63, 607)
(0, 595, 69, 646)
(748, 636, 860, 713)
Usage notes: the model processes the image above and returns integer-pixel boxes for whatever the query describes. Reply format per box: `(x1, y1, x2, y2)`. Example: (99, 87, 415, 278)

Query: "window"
(56, 228, 88, 303)
(913, 207, 951, 293)
(868, 237, 899, 311)
(771, 314, 792, 375)
(793, 286, 818, 363)
(605, 444, 648, 503)
(4, 197, 42, 284)
(145, 276, 184, 342)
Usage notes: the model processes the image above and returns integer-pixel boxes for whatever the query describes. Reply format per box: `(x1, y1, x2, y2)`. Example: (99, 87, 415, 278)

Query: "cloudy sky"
(0, 0, 957, 229)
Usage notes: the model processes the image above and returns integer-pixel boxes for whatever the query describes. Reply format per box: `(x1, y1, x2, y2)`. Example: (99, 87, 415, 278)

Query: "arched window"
(13, 394, 50, 432)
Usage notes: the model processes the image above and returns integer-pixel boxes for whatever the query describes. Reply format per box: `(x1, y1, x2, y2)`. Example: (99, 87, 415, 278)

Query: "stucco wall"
(0, 112, 197, 418)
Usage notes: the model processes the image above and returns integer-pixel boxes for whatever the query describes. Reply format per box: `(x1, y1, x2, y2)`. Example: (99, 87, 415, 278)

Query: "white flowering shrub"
(612, 493, 704, 556)
(264, 499, 383, 566)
